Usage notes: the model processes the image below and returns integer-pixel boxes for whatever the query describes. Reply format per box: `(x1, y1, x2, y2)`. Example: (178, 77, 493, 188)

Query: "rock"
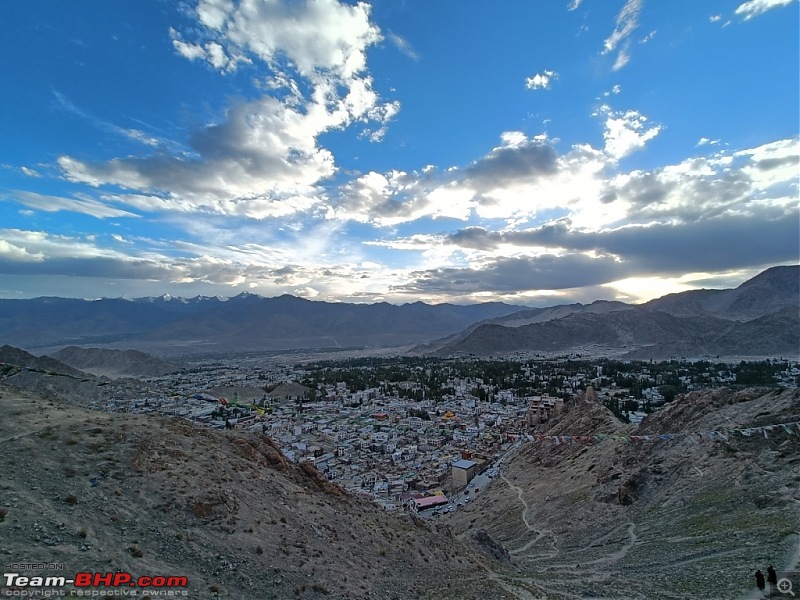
(472, 529, 511, 563)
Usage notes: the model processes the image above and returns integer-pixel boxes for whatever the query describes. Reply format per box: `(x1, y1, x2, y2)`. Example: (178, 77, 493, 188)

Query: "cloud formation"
(525, 70, 559, 90)
(9, 191, 139, 219)
(57, 0, 397, 221)
(381, 136, 799, 299)
(598, 105, 661, 160)
(735, 0, 797, 20)
(602, 0, 643, 71)
(2, 1, 796, 304)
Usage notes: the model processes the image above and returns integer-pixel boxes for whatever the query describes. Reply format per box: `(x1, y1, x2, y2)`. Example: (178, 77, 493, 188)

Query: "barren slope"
(50, 346, 181, 379)
(449, 388, 800, 599)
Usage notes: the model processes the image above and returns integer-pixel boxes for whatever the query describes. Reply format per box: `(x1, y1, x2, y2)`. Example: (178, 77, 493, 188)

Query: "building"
(525, 395, 564, 427)
(410, 494, 449, 513)
(452, 459, 477, 488)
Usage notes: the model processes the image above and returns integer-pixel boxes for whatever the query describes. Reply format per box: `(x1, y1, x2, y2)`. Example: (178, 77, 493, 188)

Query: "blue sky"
(1, 0, 797, 304)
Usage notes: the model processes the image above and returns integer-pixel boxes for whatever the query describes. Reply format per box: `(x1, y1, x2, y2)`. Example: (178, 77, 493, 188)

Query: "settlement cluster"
(93, 355, 798, 513)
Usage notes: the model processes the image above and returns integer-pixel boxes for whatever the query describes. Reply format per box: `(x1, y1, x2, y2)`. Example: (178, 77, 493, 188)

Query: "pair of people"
(754, 565, 778, 596)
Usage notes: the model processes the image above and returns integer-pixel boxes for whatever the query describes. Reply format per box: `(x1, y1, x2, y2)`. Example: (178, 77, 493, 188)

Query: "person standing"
(766, 565, 777, 596)
(755, 569, 766, 596)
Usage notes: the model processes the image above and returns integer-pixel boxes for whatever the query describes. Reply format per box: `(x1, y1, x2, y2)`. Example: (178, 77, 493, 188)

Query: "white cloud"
(196, 0, 233, 30)
(602, 0, 643, 70)
(58, 93, 339, 216)
(191, 0, 381, 78)
(10, 190, 139, 219)
(640, 30, 656, 43)
(612, 43, 631, 71)
(603, 0, 642, 53)
(598, 105, 661, 160)
(171, 37, 207, 62)
(568, 0, 584, 10)
(0, 230, 125, 262)
(388, 32, 420, 60)
(734, 138, 800, 191)
(294, 286, 320, 298)
(57, 0, 399, 221)
(0, 238, 45, 262)
(710, 14, 723, 22)
(735, 0, 797, 20)
(697, 137, 721, 146)
(525, 70, 559, 90)
(20, 167, 40, 178)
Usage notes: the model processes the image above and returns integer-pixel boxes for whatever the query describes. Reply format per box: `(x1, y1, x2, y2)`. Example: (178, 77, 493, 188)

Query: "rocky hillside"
(644, 265, 800, 320)
(449, 387, 800, 599)
(0, 385, 515, 600)
(0, 344, 90, 378)
(50, 346, 181, 379)
(428, 265, 799, 358)
(433, 305, 799, 359)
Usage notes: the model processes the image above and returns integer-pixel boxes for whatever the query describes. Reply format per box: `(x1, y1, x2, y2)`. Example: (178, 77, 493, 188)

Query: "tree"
(622, 399, 639, 413)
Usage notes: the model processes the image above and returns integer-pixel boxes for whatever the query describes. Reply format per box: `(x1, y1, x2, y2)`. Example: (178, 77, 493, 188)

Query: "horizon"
(1, 1, 798, 305)
(2, 263, 795, 306)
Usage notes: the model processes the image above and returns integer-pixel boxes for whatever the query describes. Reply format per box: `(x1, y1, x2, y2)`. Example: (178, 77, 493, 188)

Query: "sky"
(1, 0, 798, 305)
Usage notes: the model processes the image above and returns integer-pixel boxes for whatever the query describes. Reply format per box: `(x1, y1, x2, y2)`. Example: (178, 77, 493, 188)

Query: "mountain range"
(426, 265, 800, 358)
(0, 293, 525, 356)
(0, 265, 797, 358)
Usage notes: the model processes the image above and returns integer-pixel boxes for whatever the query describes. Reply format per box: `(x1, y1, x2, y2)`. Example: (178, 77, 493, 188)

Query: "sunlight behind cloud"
(605, 275, 694, 303)
(0, 0, 796, 302)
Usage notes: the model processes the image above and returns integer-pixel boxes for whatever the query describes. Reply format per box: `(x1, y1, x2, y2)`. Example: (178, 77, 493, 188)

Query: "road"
(418, 437, 526, 519)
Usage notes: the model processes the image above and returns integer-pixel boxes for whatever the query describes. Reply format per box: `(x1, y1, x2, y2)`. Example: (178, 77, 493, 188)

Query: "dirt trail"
(0, 428, 40, 444)
(501, 473, 559, 558)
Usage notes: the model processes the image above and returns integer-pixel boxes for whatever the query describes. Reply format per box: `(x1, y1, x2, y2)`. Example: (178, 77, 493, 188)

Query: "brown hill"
(266, 381, 312, 402)
(50, 346, 181, 379)
(449, 387, 800, 599)
(0, 344, 91, 378)
(644, 265, 800, 320)
(429, 266, 800, 358)
(435, 308, 729, 356)
(435, 306, 800, 359)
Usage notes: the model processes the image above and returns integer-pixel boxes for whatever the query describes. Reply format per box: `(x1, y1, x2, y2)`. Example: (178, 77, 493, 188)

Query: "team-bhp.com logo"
(3, 572, 188, 597)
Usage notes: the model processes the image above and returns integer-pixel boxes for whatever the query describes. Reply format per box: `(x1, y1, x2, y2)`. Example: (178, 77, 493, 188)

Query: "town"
(92, 355, 799, 514)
